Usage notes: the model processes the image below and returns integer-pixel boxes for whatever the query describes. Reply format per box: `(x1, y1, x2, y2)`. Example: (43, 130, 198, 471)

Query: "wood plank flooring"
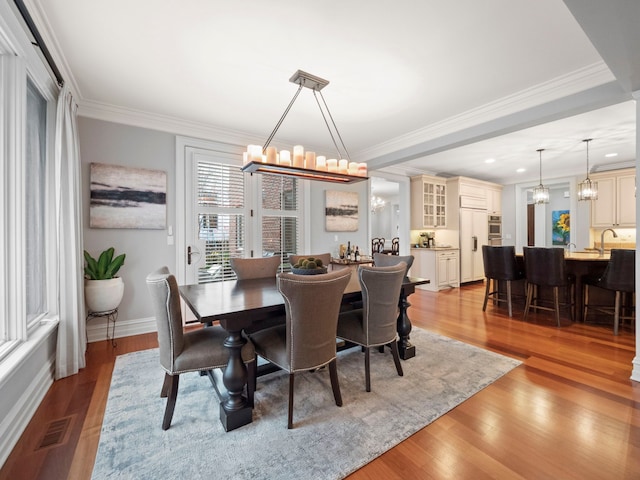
(1, 282, 638, 479)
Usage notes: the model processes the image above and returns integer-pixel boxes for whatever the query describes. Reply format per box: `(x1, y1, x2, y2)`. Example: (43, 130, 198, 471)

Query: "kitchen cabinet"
(410, 175, 447, 229)
(410, 248, 459, 291)
(486, 187, 502, 214)
(590, 168, 635, 228)
(459, 208, 487, 283)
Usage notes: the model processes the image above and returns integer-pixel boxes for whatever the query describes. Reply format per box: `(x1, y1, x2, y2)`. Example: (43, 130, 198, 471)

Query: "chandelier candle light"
(242, 70, 367, 184)
(577, 138, 598, 201)
(532, 148, 550, 205)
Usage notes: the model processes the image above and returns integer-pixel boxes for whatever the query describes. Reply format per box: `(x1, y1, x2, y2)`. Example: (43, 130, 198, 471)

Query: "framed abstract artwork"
(325, 190, 358, 232)
(89, 162, 167, 229)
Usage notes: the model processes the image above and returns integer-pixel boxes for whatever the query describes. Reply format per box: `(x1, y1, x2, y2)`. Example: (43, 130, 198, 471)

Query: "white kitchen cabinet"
(410, 248, 459, 291)
(410, 175, 447, 229)
(590, 169, 635, 228)
(459, 208, 487, 283)
(486, 187, 502, 214)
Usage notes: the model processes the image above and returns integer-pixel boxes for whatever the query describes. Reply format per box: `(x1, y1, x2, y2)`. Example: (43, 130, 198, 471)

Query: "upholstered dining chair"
(336, 263, 406, 392)
(146, 266, 256, 430)
(288, 253, 331, 269)
(481, 245, 526, 317)
(583, 249, 635, 335)
(230, 255, 281, 280)
(391, 237, 400, 255)
(373, 252, 414, 276)
(248, 268, 352, 429)
(371, 238, 384, 254)
(523, 247, 575, 327)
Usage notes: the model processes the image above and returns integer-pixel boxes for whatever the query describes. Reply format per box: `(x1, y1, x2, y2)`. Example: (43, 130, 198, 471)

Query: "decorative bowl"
(291, 267, 328, 275)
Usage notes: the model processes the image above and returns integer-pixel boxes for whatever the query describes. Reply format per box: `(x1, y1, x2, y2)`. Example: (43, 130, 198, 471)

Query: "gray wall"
(79, 117, 176, 322)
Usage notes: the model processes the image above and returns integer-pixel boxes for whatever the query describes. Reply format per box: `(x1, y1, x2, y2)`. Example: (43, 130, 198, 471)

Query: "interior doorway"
(527, 204, 535, 246)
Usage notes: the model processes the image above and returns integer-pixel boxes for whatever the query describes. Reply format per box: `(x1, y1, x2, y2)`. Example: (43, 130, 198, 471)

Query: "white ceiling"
(29, 0, 639, 186)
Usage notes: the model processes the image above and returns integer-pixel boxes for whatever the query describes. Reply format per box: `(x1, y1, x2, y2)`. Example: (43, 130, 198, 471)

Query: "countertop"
(411, 246, 459, 251)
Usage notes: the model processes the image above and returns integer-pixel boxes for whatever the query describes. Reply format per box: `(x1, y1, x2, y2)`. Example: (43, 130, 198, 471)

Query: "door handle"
(187, 245, 202, 265)
(472, 236, 477, 251)
(187, 246, 193, 265)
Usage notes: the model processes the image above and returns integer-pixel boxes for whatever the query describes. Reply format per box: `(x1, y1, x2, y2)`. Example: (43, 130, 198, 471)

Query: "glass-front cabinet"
(411, 175, 447, 229)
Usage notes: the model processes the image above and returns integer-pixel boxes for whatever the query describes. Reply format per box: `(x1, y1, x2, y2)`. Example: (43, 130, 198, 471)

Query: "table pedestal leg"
(220, 329, 252, 431)
(396, 290, 415, 360)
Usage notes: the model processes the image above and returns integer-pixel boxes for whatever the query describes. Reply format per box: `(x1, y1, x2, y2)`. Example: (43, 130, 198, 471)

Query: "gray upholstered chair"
(336, 263, 406, 392)
(230, 256, 281, 280)
(373, 252, 414, 276)
(288, 253, 331, 269)
(248, 268, 352, 429)
(146, 266, 256, 430)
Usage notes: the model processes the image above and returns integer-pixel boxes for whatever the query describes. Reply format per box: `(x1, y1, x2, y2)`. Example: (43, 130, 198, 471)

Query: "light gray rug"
(92, 328, 521, 479)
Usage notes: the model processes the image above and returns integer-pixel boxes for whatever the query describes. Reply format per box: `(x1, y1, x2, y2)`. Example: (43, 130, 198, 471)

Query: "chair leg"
(162, 374, 179, 430)
(583, 284, 590, 323)
(328, 359, 342, 407)
(482, 278, 491, 311)
(364, 347, 371, 392)
(390, 341, 404, 377)
(287, 373, 295, 429)
(246, 359, 256, 407)
(523, 283, 533, 319)
(614, 291, 621, 336)
(553, 286, 561, 327)
(506, 280, 513, 317)
(161, 372, 172, 398)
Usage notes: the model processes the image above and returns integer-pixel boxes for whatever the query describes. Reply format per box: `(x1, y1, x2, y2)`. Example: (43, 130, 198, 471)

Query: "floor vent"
(37, 416, 72, 450)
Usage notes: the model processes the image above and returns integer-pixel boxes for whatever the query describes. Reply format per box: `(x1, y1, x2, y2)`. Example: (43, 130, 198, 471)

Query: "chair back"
(230, 256, 281, 280)
(482, 245, 523, 281)
(146, 266, 184, 374)
(359, 263, 406, 345)
(277, 268, 352, 371)
(288, 253, 331, 269)
(523, 247, 567, 286)
(371, 238, 384, 254)
(373, 252, 414, 276)
(599, 249, 635, 292)
(391, 237, 400, 255)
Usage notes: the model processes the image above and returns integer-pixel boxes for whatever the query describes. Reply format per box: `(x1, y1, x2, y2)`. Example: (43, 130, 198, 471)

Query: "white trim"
(0, 352, 54, 468)
(86, 316, 157, 343)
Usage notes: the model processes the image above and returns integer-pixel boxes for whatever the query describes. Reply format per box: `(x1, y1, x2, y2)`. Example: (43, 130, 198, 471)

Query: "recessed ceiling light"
(485, 158, 495, 164)
(516, 168, 526, 173)
(605, 152, 618, 158)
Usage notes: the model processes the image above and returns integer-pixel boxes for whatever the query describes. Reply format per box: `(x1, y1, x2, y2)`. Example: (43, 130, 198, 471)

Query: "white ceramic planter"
(85, 277, 124, 313)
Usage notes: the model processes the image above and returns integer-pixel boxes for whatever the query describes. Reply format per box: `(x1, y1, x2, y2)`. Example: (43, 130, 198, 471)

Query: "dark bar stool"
(583, 249, 635, 335)
(481, 245, 525, 317)
(523, 247, 575, 327)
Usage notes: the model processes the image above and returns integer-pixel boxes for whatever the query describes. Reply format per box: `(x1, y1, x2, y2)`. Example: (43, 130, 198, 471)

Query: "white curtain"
(54, 85, 86, 379)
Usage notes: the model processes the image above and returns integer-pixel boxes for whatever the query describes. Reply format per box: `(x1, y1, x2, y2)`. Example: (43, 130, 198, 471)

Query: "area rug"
(92, 328, 521, 479)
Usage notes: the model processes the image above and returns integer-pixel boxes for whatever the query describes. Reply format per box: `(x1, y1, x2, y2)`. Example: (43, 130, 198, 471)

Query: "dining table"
(179, 272, 430, 431)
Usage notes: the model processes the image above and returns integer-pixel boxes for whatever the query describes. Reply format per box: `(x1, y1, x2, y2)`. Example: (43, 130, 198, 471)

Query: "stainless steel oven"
(488, 214, 502, 245)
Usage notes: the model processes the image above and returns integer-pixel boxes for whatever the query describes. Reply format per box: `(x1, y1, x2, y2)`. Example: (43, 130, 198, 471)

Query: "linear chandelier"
(577, 138, 598, 201)
(532, 148, 549, 204)
(241, 70, 367, 184)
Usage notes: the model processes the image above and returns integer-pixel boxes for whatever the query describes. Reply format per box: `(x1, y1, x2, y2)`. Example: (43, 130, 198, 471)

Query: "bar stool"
(523, 247, 575, 327)
(583, 249, 635, 335)
(481, 245, 525, 317)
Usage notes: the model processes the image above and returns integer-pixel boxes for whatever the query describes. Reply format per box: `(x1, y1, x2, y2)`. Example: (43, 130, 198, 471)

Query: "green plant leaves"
(84, 247, 126, 280)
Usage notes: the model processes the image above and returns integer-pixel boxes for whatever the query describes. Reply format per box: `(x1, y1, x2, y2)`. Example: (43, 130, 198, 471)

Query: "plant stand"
(86, 308, 118, 347)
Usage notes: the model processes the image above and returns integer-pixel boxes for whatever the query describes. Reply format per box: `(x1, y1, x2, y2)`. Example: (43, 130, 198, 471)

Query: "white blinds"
(261, 174, 300, 270)
(196, 161, 245, 283)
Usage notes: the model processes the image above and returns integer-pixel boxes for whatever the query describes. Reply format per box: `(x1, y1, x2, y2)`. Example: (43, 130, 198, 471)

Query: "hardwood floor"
(1, 282, 638, 479)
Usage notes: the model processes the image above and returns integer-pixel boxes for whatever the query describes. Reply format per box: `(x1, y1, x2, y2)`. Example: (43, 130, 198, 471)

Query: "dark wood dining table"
(179, 272, 429, 431)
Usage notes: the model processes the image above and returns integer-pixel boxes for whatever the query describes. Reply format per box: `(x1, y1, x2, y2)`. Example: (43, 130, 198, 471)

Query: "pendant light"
(577, 138, 598, 201)
(532, 148, 549, 204)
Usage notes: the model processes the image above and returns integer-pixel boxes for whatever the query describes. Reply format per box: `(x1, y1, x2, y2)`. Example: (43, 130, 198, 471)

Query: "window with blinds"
(196, 161, 245, 283)
(261, 174, 300, 271)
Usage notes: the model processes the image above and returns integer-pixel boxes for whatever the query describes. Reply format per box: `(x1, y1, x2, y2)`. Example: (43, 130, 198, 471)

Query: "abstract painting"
(90, 162, 166, 229)
(552, 210, 570, 245)
(325, 190, 358, 232)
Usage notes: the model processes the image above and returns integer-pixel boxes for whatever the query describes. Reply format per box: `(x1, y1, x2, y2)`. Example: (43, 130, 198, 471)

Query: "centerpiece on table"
(291, 257, 328, 275)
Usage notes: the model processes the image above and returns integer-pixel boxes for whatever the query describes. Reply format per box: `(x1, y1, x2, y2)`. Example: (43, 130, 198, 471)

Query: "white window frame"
(0, 3, 59, 361)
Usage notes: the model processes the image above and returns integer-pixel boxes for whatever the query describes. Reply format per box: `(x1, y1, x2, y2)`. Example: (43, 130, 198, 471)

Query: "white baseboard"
(87, 316, 157, 343)
(0, 356, 54, 468)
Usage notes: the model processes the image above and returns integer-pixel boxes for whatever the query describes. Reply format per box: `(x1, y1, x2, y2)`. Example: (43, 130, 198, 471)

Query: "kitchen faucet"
(566, 242, 577, 252)
(599, 228, 618, 255)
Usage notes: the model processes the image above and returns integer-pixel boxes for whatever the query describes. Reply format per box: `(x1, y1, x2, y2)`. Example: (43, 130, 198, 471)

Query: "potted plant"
(84, 247, 126, 313)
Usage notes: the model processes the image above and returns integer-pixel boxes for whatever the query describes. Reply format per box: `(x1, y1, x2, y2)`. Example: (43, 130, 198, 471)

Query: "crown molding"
(355, 62, 615, 161)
